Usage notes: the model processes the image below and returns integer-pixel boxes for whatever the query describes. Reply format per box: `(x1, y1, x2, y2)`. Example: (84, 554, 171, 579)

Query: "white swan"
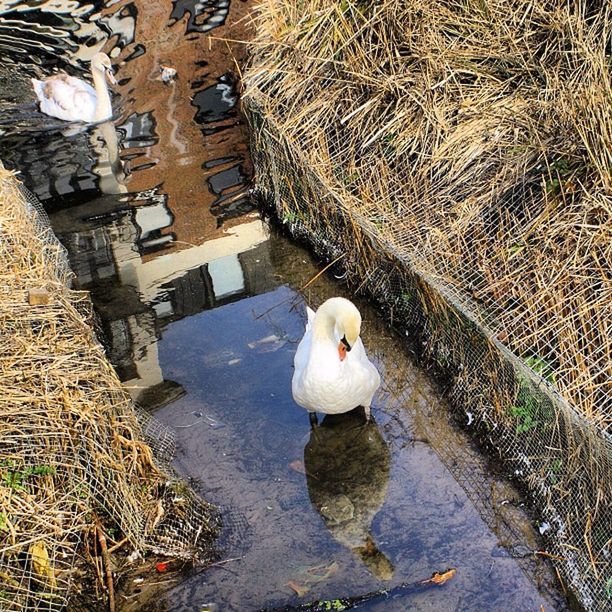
(292, 297, 381, 425)
(32, 53, 116, 123)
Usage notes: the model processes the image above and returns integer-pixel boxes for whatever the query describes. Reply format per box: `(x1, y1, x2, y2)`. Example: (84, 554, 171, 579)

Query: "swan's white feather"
(33, 74, 98, 123)
(32, 53, 114, 123)
(292, 299, 381, 415)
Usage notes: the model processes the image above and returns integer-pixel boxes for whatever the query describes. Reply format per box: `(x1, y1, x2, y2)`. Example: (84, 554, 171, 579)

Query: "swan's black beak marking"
(341, 336, 352, 352)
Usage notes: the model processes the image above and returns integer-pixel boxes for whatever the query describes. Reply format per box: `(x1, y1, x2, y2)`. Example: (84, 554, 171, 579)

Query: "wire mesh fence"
(0, 165, 219, 610)
(242, 1, 612, 602)
(245, 102, 611, 610)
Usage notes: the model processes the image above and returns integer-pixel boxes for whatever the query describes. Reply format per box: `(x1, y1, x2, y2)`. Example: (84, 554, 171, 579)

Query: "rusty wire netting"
(242, 0, 611, 609)
(0, 165, 219, 611)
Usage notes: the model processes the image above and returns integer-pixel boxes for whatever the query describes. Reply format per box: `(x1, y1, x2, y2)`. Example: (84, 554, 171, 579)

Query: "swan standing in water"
(292, 297, 381, 426)
(32, 53, 117, 123)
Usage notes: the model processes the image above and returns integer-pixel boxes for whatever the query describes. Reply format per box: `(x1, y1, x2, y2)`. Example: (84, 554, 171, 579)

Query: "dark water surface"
(0, 1, 568, 611)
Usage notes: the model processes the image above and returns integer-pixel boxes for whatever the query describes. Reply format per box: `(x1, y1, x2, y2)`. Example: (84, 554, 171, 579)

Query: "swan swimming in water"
(32, 52, 117, 123)
(292, 297, 381, 426)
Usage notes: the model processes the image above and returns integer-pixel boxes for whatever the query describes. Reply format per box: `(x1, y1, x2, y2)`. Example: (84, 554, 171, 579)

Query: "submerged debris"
(160, 65, 178, 83)
(270, 567, 457, 611)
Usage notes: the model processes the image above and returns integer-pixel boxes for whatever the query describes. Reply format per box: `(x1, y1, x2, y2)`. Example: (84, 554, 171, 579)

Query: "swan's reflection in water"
(91, 120, 127, 195)
(304, 412, 394, 580)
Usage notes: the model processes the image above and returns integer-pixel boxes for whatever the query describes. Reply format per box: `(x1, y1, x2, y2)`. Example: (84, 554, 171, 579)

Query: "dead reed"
(244, 2, 611, 608)
(244, 0, 611, 430)
(0, 166, 217, 610)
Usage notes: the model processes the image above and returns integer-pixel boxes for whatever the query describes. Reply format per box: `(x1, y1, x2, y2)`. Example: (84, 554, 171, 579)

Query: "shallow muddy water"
(0, 1, 569, 611)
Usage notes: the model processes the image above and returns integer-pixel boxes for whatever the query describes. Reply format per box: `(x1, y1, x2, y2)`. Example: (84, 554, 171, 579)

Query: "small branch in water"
(300, 253, 346, 291)
(262, 568, 456, 611)
(208, 556, 244, 568)
(253, 253, 346, 321)
(253, 296, 299, 320)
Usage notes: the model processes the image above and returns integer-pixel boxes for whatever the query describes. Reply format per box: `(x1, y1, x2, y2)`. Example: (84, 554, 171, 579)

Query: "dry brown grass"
(244, 0, 611, 430)
(0, 166, 217, 610)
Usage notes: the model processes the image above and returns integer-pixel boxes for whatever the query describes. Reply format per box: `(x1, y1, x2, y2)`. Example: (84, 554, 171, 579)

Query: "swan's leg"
(364, 405, 371, 421)
(309, 412, 318, 428)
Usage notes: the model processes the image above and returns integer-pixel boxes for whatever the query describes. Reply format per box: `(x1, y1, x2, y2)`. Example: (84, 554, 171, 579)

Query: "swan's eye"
(340, 335, 352, 351)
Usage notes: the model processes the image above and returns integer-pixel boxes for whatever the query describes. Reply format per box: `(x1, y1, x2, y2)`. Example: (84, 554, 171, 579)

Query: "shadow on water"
(305, 413, 394, 582)
(0, 1, 569, 611)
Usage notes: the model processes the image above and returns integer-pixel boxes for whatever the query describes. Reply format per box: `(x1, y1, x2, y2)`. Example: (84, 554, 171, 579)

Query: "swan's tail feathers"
(31, 79, 44, 101)
(306, 305, 316, 328)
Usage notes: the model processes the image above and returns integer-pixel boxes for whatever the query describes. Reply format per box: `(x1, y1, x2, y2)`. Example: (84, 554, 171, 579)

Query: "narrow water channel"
(0, 1, 569, 610)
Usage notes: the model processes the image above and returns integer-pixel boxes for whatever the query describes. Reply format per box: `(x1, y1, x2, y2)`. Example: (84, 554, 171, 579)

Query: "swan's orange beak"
(338, 336, 351, 361)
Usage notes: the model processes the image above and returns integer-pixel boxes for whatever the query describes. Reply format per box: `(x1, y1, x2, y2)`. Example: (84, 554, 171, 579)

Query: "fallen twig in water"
(254, 253, 346, 321)
(263, 568, 457, 611)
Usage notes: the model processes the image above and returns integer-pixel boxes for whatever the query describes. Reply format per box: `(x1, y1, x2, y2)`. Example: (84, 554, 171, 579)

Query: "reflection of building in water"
(0, 0, 136, 72)
(304, 412, 395, 581)
(1, 0, 261, 408)
(1, 0, 253, 244)
(0, 113, 137, 207)
(51, 196, 273, 408)
(113, 0, 255, 247)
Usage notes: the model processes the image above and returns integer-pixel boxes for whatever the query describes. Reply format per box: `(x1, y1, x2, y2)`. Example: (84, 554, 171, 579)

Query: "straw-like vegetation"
(244, 0, 611, 430)
(0, 166, 217, 610)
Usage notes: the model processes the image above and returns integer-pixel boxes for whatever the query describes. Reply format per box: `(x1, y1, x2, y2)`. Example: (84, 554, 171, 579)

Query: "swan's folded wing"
(352, 337, 369, 360)
(43, 75, 95, 112)
(293, 328, 312, 371)
(353, 338, 381, 387)
(72, 89, 97, 119)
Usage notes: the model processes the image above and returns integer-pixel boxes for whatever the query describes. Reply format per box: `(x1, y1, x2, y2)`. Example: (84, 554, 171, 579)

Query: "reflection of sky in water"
(208, 255, 245, 299)
(149, 268, 564, 611)
(193, 74, 238, 124)
(170, 0, 230, 33)
(0, 0, 136, 70)
(119, 111, 158, 149)
(208, 164, 243, 194)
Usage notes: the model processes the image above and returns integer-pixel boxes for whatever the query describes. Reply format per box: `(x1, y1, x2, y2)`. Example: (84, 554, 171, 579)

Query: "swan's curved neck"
(313, 301, 351, 344)
(312, 299, 361, 347)
(91, 68, 112, 121)
(312, 309, 337, 343)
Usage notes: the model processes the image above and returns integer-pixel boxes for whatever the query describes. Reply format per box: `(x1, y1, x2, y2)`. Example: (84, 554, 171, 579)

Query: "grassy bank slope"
(245, 0, 611, 429)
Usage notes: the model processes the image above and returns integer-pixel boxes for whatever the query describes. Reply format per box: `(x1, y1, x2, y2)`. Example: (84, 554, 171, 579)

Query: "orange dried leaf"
(287, 580, 309, 597)
(421, 568, 456, 585)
